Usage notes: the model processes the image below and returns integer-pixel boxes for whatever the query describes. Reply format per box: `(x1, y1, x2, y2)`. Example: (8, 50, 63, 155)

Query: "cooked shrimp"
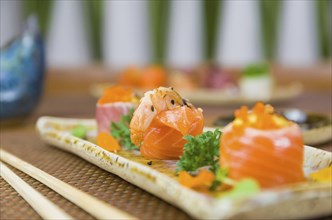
(130, 87, 185, 146)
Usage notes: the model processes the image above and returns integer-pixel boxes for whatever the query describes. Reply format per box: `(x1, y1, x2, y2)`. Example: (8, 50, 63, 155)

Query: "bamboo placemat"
(0, 125, 191, 220)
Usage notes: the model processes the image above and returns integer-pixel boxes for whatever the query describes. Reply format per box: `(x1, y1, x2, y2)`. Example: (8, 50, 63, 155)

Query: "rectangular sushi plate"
(36, 116, 332, 219)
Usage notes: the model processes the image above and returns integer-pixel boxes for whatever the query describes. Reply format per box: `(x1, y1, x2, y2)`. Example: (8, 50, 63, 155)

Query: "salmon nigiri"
(220, 103, 305, 188)
(130, 87, 204, 159)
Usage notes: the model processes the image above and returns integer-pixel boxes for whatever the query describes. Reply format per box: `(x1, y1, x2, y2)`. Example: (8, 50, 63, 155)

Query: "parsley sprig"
(176, 128, 260, 196)
(111, 108, 139, 150)
(176, 129, 221, 173)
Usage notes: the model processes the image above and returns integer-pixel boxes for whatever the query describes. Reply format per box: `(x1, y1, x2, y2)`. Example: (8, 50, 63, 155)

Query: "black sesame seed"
(171, 99, 175, 105)
(151, 106, 154, 112)
(147, 161, 153, 165)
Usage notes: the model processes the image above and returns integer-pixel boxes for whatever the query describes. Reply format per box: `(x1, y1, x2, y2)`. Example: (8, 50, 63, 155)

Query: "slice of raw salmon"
(140, 106, 204, 159)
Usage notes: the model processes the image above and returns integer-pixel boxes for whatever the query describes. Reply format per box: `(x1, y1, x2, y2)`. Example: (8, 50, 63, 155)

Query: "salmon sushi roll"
(220, 103, 305, 188)
(140, 105, 204, 159)
(130, 87, 204, 159)
(96, 86, 138, 134)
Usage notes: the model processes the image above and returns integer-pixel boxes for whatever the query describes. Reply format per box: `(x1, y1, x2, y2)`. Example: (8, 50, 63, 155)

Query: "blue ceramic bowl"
(0, 16, 45, 123)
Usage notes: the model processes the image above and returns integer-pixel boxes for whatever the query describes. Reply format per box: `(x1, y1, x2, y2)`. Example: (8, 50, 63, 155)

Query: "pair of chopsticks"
(0, 149, 137, 220)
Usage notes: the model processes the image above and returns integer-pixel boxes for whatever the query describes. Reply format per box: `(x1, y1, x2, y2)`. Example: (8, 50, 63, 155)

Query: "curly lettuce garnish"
(176, 128, 260, 196)
(111, 108, 139, 150)
(176, 129, 221, 173)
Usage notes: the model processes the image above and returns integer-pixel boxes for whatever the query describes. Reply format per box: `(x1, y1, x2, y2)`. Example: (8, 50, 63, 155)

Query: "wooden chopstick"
(0, 162, 74, 220)
(0, 149, 137, 220)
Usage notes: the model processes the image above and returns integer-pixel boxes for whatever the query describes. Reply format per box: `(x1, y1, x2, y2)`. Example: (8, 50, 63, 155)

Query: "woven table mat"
(0, 125, 191, 219)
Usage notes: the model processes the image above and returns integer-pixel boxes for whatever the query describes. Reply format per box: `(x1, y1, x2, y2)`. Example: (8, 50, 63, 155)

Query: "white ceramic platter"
(37, 117, 332, 219)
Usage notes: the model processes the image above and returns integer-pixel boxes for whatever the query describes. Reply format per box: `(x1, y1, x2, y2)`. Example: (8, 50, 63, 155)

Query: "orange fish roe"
(232, 102, 291, 134)
(97, 85, 137, 105)
(97, 131, 121, 152)
(179, 170, 215, 189)
(220, 103, 305, 188)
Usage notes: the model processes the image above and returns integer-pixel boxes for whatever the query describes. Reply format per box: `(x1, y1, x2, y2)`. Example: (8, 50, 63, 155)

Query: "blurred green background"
(24, 0, 331, 63)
